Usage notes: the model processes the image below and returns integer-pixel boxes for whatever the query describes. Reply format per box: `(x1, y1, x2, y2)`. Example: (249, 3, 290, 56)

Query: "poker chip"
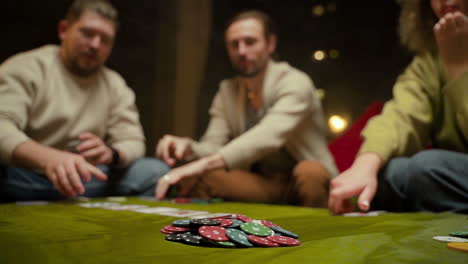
(165, 233, 184, 242)
(164, 225, 191, 233)
(433, 236, 468, 243)
(219, 218, 234, 227)
(261, 220, 280, 228)
(226, 229, 254, 247)
(240, 223, 273, 237)
(228, 219, 244, 228)
(447, 242, 468, 252)
(172, 219, 192, 227)
(190, 218, 221, 226)
(216, 241, 237, 248)
(248, 235, 280, 247)
(449, 231, 468, 238)
(181, 232, 203, 245)
(161, 213, 301, 248)
(160, 228, 174, 234)
(237, 214, 253, 223)
(270, 225, 299, 239)
(199, 226, 229, 241)
(267, 235, 301, 246)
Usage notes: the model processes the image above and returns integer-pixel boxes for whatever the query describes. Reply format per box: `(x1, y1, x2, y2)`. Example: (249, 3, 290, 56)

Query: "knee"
(293, 160, 330, 185)
(127, 158, 170, 181)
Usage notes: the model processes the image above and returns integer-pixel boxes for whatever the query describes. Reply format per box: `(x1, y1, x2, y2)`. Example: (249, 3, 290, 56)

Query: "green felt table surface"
(0, 198, 467, 264)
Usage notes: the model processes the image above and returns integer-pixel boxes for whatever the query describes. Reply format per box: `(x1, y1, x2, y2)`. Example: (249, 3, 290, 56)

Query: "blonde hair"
(399, 0, 437, 54)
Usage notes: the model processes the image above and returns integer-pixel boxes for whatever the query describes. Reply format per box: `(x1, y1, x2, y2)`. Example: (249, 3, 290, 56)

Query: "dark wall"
(196, 0, 412, 138)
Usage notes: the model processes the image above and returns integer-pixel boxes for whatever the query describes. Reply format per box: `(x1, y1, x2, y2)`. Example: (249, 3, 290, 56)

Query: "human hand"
(76, 132, 113, 165)
(44, 150, 108, 197)
(154, 158, 209, 200)
(434, 11, 468, 79)
(155, 135, 193, 167)
(328, 152, 382, 215)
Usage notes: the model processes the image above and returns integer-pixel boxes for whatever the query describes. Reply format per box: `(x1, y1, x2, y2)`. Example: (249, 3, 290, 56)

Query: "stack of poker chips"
(433, 231, 468, 253)
(161, 214, 301, 248)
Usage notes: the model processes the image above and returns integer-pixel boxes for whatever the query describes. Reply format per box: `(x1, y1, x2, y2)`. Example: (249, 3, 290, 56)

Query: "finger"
(174, 143, 186, 160)
(88, 165, 108, 181)
(155, 139, 165, 158)
(80, 147, 103, 160)
(329, 181, 362, 201)
(76, 139, 100, 153)
(76, 161, 92, 182)
(65, 163, 85, 195)
(357, 183, 377, 211)
(444, 13, 457, 32)
(48, 171, 67, 197)
(155, 177, 170, 200)
(161, 141, 173, 165)
(453, 12, 465, 28)
(78, 132, 95, 140)
(56, 165, 76, 197)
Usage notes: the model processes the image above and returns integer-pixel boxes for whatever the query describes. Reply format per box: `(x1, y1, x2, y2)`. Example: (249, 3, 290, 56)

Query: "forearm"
(12, 140, 63, 170)
(199, 153, 226, 172)
(353, 152, 383, 175)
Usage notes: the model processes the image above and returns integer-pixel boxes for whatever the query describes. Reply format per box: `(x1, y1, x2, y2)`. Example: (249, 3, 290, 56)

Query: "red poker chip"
(212, 214, 234, 219)
(247, 235, 280, 247)
(267, 235, 300, 246)
(198, 226, 228, 241)
(164, 225, 191, 233)
(237, 214, 253, 223)
(261, 220, 281, 228)
(219, 218, 234, 227)
(160, 228, 174, 234)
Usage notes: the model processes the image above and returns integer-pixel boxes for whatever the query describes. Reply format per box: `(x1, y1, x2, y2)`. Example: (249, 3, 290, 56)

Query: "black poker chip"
(190, 218, 221, 226)
(165, 233, 184, 242)
(181, 232, 203, 245)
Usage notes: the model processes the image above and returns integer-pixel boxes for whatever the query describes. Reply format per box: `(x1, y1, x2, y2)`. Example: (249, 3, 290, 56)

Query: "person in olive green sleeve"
(329, 0, 468, 214)
(0, 0, 169, 201)
(154, 10, 337, 207)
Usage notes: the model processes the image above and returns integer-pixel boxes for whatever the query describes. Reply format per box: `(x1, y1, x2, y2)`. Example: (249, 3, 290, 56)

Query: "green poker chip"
(216, 241, 237, 248)
(449, 231, 468, 238)
(240, 223, 272, 237)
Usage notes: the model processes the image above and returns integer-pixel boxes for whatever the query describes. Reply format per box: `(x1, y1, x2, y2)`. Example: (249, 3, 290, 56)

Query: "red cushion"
(328, 101, 384, 172)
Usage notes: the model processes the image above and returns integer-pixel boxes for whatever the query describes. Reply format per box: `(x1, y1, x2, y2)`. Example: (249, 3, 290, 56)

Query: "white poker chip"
(432, 236, 468, 242)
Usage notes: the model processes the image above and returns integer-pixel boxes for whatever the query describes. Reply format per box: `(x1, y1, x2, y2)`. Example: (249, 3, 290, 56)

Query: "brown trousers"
(176, 160, 330, 208)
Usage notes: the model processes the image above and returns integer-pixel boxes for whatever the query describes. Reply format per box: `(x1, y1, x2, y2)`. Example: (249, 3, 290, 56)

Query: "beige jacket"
(191, 60, 338, 177)
(0, 45, 145, 166)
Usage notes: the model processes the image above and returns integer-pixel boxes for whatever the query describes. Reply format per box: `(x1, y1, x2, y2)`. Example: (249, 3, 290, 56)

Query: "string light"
(312, 50, 326, 61)
(312, 5, 325, 17)
(328, 115, 348, 133)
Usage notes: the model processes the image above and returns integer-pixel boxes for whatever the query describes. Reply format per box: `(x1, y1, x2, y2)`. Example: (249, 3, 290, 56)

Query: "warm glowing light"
(329, 49, 339, 59)
(313, 50, 326, 61)
(312, 5, 325, 16)
(328, 115, 348, 133)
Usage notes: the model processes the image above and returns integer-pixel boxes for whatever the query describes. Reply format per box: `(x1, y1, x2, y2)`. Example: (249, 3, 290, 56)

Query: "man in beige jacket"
(155, 10, 337, 207)
(0, 0, 169, 201)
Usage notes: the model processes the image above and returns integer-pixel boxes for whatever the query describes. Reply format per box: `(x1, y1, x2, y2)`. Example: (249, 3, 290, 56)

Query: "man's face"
(431, 0, 468, 18)
(225, 18, 276, 77)
(59, 10, 116, 77)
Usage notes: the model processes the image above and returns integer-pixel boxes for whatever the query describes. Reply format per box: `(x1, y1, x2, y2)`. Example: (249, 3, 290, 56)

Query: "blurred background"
(0, 0, 412, 155)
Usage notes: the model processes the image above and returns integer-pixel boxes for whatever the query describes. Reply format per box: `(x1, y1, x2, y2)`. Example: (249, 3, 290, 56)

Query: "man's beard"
(69, 59, 100, 77)
(232, 63, 260, 78)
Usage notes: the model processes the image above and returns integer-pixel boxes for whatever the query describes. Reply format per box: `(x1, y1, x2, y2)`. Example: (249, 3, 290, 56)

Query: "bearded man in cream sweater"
(0, 0, 169, 201)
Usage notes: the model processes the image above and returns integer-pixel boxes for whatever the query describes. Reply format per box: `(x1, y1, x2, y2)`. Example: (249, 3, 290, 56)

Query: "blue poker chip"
(228, 219, 244, 228)
(172, 219, 192, 227)
(226, 228, 253, 247)
(270, 225, 299, 239)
